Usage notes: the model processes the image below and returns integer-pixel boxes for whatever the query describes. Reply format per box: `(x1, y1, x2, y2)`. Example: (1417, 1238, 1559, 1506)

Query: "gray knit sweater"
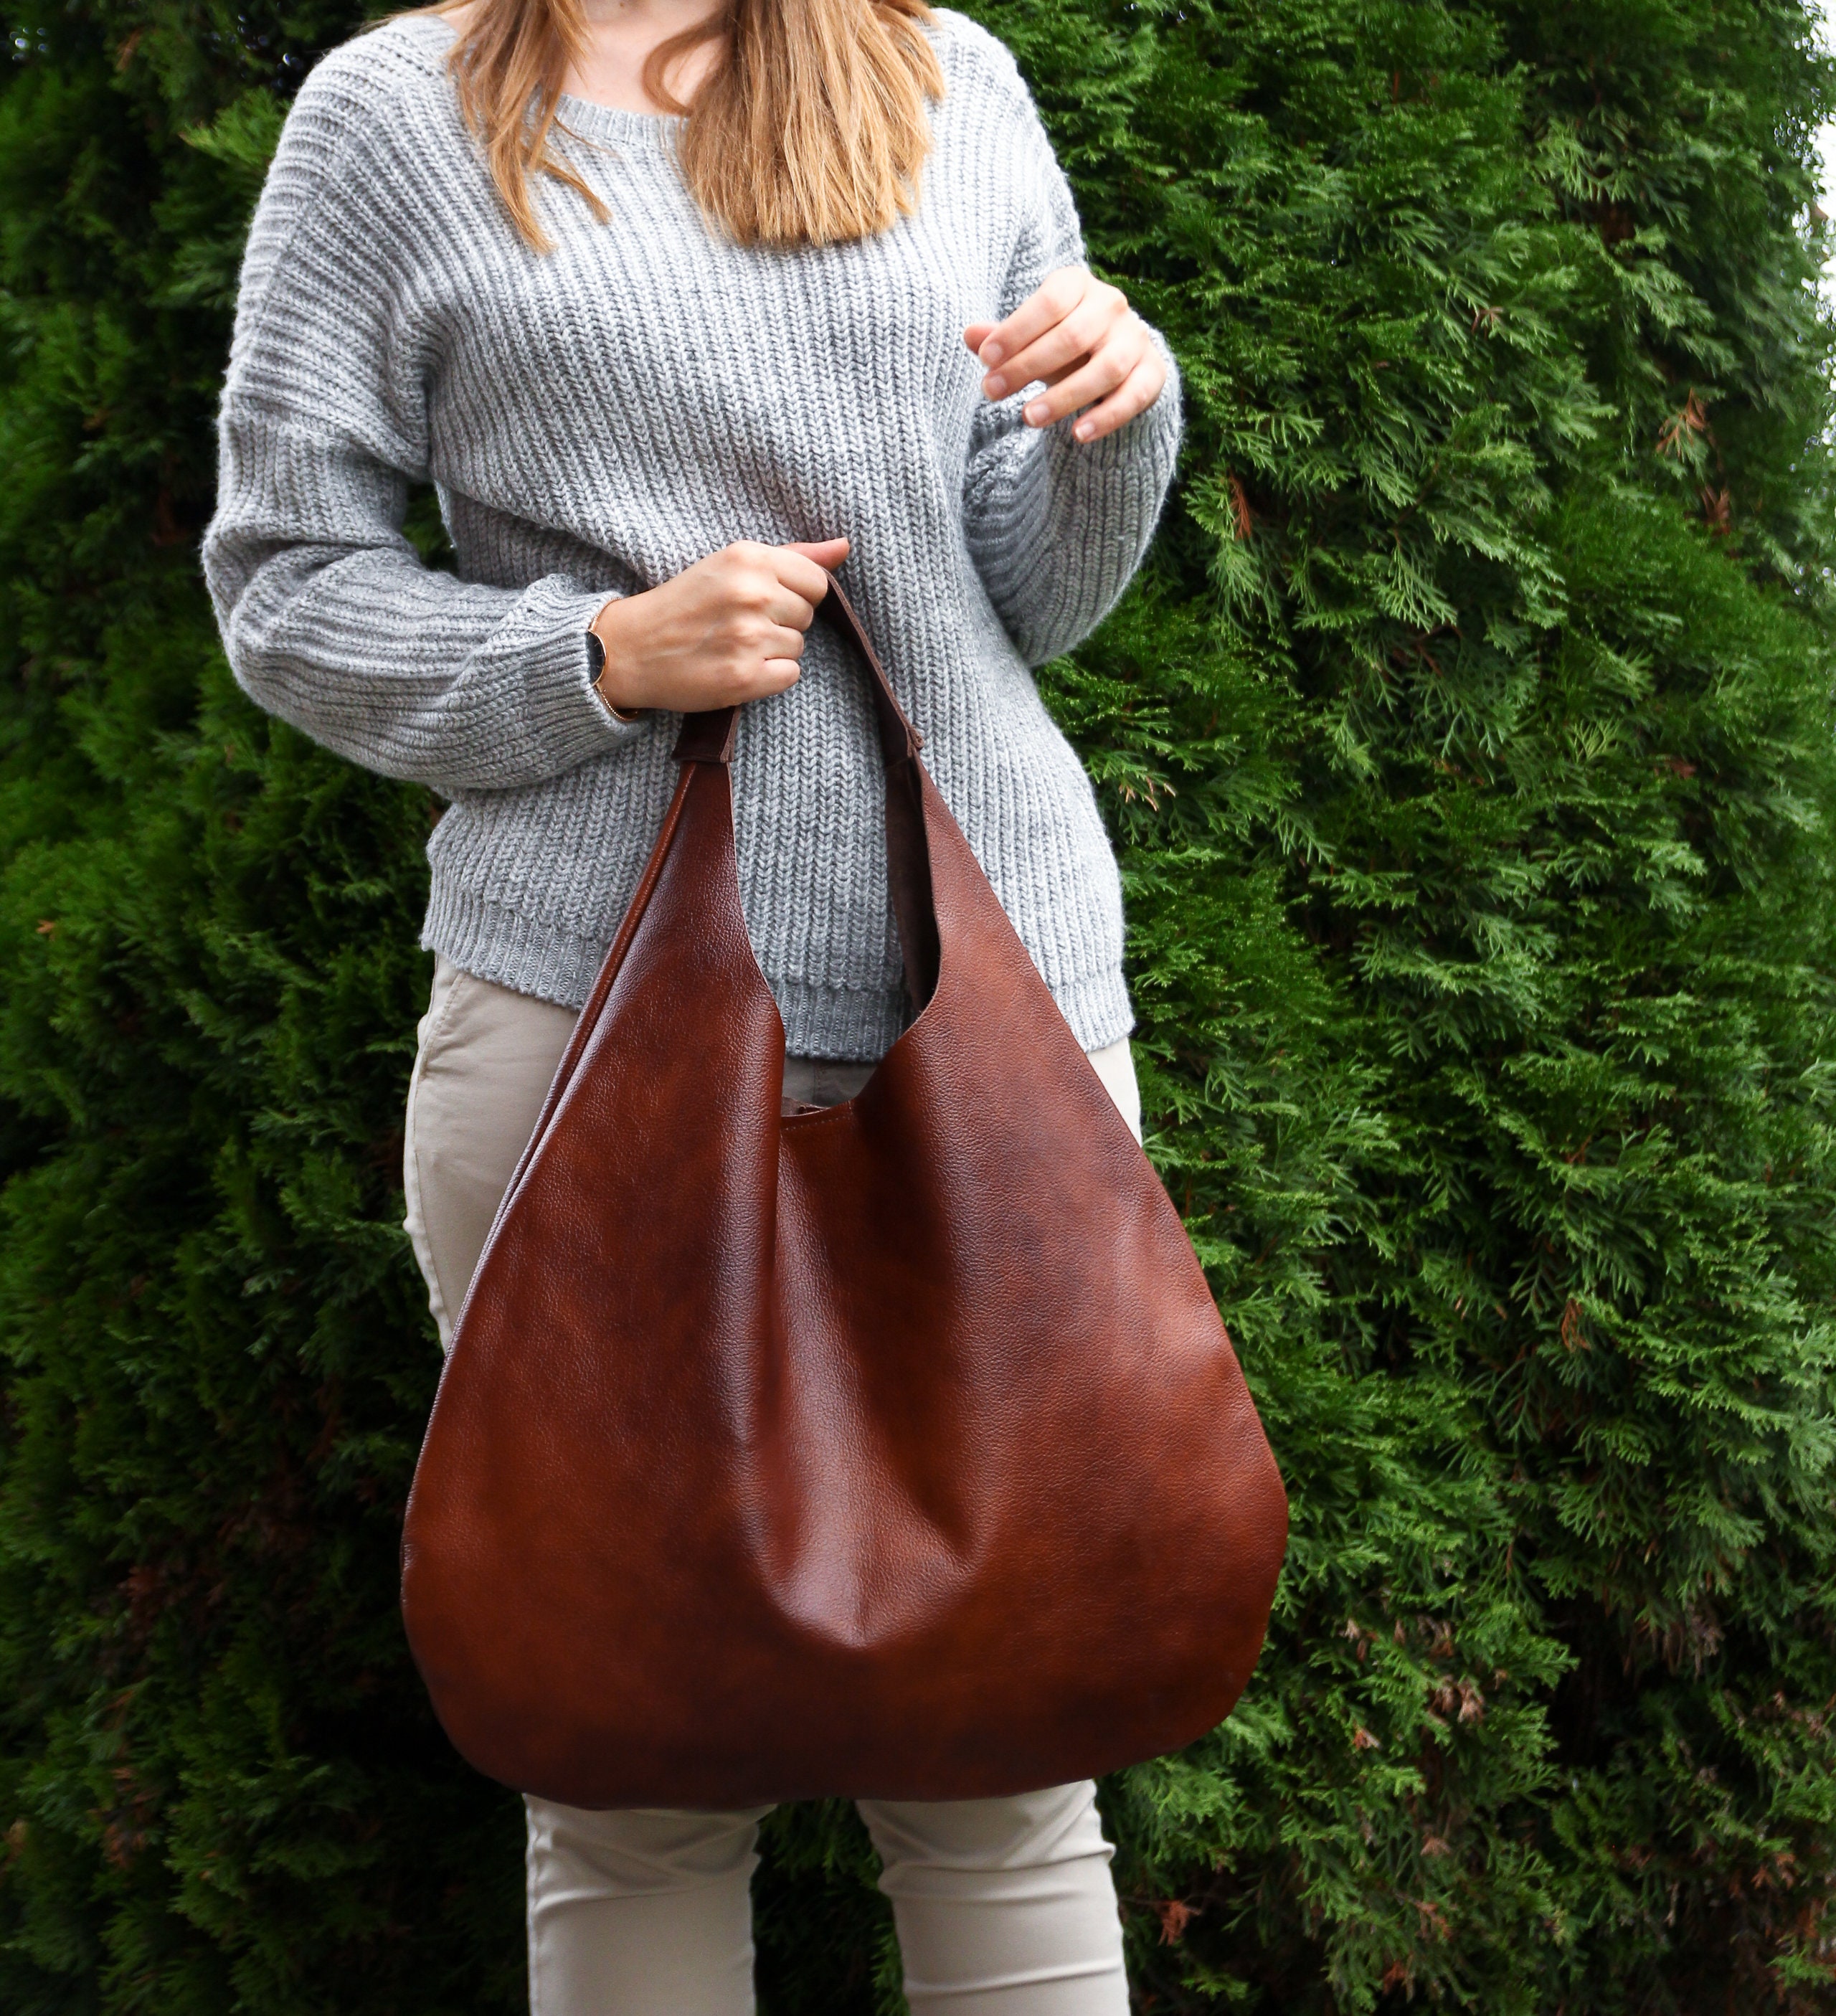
(202, 7, 1180, 1059)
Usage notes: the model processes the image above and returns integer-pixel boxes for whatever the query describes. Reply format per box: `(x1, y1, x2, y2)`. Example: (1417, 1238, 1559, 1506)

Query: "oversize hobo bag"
(400, 574, 1289, 1809)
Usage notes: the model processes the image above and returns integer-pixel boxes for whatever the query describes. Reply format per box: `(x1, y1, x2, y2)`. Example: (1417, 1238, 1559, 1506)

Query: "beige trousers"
(402, 956, 1138, 2016)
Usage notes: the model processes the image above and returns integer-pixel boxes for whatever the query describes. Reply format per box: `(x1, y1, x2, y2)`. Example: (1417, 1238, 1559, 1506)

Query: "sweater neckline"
(410, 12, 683, 153)
(551, 90, 682, 153)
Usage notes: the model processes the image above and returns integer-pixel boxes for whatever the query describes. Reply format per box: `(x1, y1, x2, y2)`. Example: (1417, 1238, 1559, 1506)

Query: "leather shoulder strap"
(818, 574, 924, 763)
(673, 707, 739, 765)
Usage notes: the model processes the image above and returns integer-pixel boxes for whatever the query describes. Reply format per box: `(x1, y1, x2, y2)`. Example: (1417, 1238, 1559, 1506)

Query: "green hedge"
(4, 0, 1835, 2007)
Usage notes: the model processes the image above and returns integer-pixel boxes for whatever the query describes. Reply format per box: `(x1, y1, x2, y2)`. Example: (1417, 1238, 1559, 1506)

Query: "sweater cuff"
(522, 583, 649, 771)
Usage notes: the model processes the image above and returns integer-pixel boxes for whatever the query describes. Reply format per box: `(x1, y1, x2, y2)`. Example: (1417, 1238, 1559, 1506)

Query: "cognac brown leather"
(399, 577, 1289, 1809)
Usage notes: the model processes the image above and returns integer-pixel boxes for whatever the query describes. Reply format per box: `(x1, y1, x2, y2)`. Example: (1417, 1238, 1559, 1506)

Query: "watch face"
(585, 628, 606, 677)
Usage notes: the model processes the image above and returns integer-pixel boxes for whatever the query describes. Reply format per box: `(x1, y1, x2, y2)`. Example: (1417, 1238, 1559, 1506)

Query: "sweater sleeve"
(200, 43, 643, 795)
(960, 82, 1183, 668)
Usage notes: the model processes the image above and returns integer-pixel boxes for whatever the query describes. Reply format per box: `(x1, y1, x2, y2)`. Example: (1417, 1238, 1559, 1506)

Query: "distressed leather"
(400, 577, 1289, 1809)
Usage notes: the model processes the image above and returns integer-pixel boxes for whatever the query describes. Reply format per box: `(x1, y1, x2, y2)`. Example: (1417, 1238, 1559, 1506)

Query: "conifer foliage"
(3, 0, 1835, 2007)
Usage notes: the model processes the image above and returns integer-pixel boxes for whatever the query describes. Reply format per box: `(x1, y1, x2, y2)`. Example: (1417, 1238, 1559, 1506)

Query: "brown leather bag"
(400, 577, 1288, 1809)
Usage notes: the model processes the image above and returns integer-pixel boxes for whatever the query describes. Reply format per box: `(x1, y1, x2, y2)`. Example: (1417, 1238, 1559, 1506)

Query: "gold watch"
(585, 626, 645, 724)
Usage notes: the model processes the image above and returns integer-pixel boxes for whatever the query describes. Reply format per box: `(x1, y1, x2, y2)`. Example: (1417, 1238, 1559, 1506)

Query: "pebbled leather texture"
(399, 574, 1289, 1809)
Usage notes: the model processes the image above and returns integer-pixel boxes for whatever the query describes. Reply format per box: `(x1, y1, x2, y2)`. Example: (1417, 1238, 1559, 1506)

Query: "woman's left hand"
(964, 268, 1166, 445)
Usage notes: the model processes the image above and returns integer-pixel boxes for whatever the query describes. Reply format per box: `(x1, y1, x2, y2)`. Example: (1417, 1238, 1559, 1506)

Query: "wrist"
(587, 599, 647, 722)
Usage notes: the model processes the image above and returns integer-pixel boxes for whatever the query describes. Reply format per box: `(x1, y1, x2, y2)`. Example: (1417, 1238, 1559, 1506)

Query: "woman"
(202, 0, 1179, 2001)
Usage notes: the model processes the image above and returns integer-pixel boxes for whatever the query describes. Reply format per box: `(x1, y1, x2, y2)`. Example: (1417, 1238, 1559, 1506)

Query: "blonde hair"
(410, 0, 945, 252)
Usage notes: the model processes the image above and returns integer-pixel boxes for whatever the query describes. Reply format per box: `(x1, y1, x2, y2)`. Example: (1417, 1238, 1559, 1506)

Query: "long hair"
(409, 0, 945, 252)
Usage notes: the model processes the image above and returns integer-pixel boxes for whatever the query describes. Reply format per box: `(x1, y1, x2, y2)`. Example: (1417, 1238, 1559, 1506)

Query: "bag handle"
(671, 572, 940, 1019)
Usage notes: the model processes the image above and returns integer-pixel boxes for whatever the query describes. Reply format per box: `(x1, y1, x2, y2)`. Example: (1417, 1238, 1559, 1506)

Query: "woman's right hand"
(589, 536, 850, 718)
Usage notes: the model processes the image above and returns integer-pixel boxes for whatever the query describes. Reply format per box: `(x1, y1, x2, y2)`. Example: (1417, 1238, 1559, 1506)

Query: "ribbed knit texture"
(201, 7, 1181, 1059)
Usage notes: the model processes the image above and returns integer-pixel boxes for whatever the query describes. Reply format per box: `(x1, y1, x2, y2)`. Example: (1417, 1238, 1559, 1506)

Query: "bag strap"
(671, 571, 939, 1019)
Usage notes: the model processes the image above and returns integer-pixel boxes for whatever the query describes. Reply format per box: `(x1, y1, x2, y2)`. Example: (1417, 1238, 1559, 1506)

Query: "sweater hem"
(420, 880, 1135, 1060)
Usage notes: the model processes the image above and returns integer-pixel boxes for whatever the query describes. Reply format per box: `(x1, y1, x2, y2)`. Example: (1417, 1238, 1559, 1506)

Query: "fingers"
(722, 540, 831, 624)
(966, 268, 1163, 442)
(749, 538, 848, 615)
(760, 619, 811, 658)
(1065, 352, 1167, 443)
(969, 267, 1090, 375)
(785, 536, 851, 570)
(701, 627, 805, 705)
(983, 289, 1131, 402)
(609, 539, 856, 716)
(744, 539, 848, 696)
(1018, 318, 1152, 432)
(698, 539, 855, 704)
